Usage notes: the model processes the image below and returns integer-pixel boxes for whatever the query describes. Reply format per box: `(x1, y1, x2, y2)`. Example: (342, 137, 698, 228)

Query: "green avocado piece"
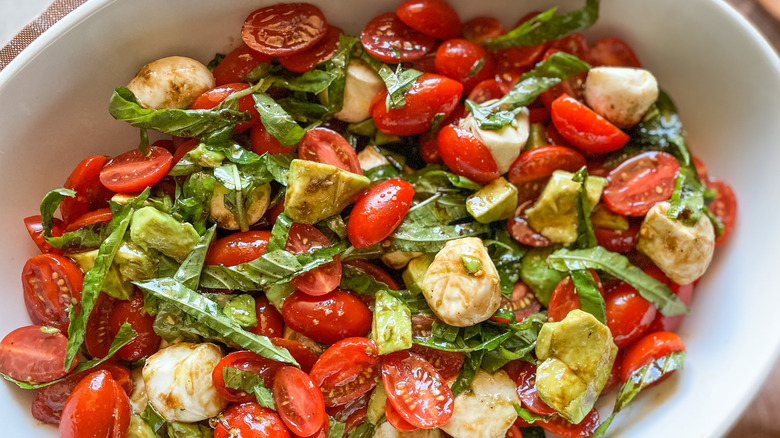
(519, 247, 564, 306)
(67, 249, 133, 299)
(402, 254, 434, 296)
(466, 177, 519, 223)
(591, 204, 629, 231)
(372, 289, 412, 355)
(128, 415, 157, 438)
(67, 249, 99, 273)
(129, 206, 200, 263)
(114, 241, 159, 281)
(366, 383, 388, 425)
(524, 123, 548, 151)
(535, 309, 618, 424)
(284, 159, 370, 224)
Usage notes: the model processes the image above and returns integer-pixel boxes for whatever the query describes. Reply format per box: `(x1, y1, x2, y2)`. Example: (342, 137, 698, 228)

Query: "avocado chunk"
(591, 203, 629, 231)
(210, 181, 271, 231)
(466, 177, 519, 223)
(114, 241, 159, 281)
(284, 159, 370, 224)
(402, 254, 434, 296)
(67, 249, 99, 273)
(130, 206, 200, 263)
(535, 309, 618, 424)
(68, 249, 134, 300)
(526, 170, 606, 244)
(128, 415, 157, 438)
(372, 289, 412, 355)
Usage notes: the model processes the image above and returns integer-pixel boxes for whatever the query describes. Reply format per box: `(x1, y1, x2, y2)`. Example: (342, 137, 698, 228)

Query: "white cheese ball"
(440, 370, 520, 438)
(142, 342, 228, 423)
(460, 107, 529, 174)
(382, 250, 424, 270)
(210, 182, 271, 230)
(357, 146, 391, 171)
(126, 56, 215, 109)
(129, 367, 149, 415)
(335, 59, 385, 123)
(422, 238, 501, 327)
(584, 66, 659, 129)
(637, 201, 715, 284)
(374, 422, 443, 438)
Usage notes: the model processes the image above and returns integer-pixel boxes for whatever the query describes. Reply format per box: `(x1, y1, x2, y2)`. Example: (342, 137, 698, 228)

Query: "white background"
(0, 0, 55, 47)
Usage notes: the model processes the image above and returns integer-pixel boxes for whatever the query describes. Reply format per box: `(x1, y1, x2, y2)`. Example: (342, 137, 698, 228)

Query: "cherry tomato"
(602, 151, 681, 216)
(514, 360, 557, 416)
(251, 122, 294, 155)
(385, 401, 418, 432)
(84, 293, 116, 360)
(189, 83, 259, 133)
(396, 0, 460, 39)
(172, 138, 199, 166)
(99, 146, 173, 193)
(280, 25, 342, 73)
(286, 224, 342, 296)
(508, 201, 552, 248)
(248, 296, 284, 338)
(548, 270, 604, 322)
(508, 145, 587, 202)
(539, 49, 587, 108)
(59, 370, 130, 438)
(361, 13, 435, 62)
(0, 326, 76, 383)
(205, 230, 271, 267)
(644, 267, 694, 333)
(437, 124, 499, 184)
(372, 73, 463, 136)
(605, 283, 657, 349)
(550, 33, 590, 58)
(494, 43, 547, 78)
(270, 338, 319, 374)
(602, 350, 624, 395)
(435, 39, 495, 94)
(468, 79, 506, 104)
(505, 424, 523, 438)
(298, 127, 362, 174)
(273, 366, 327, 436)
(348, 178, 414, 248)
(418, 103, 468, 165)
(621, 331, 686, 384)
(63, 207, 112, 233)
(545, 122, 575, 149)
(60, 155, 112, 225)
(707, 179, 737, 247)
(594, 223, 641, 253)
(491, 281, 542, 323)
(408, 344, 465, 380)
(109, 290, 160, 361)
(22, 254, 83, 332)
(283, 290, 372, 344)
(242, 3, 327, 56)
(537, 408, 600, 438)
(588, 37, 641, 68)
(551, 94, 629, 154)
(693, 156, 709, 182)
(212, 351, 284, 403)
(310, 337, 380, 407)
(461, 16, 504, 43)
(214, 402, 291, 438)
(214, 43, 272, 86)
(24, 215, 64, 255)
(343, 260, 399, 290)
(413, 54, 438, 74)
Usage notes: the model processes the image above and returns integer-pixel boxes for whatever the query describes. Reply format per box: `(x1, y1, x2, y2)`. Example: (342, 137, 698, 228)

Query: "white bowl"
(1, 0, 778, 436)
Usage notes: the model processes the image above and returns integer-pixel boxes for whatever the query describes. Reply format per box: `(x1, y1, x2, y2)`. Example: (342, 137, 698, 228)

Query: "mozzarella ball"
(142, 342, 228, 423)
(584, 67, 658, 129)
(129, 367, 149, 414)
(335, 59, 385, 123)
(422, 238, 501, 327)
(357, 146, 391, 171)
(637, 201, 715, 284)
(374, 422, 443, 438)
(460, 106, 529, 174)
(440, 370, 520, 438)
(382, 250, 424, 270)
(210, 182, 271, 230)
(126, 56, 215, 109)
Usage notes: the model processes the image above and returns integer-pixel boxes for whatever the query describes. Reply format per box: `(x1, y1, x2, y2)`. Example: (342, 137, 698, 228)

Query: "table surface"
(1, 0, 779, 436)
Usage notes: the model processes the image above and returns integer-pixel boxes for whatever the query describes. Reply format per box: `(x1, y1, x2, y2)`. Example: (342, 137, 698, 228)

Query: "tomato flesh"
(252, 122, 294, 155)
(214, 402, 291, 438)
(408, 344, 465, 380)
(24, 215, 64, 255)
(109, 290, 161, 361)
(605, 283, 657, 349)
(310, 337, 380, 407)
(547, 270, 604, 322)
(214, 43, 272, 86)
(282, 290, 372, 344)
(248, 296, 285, 338)
(551, 94, 629, 153)
(361, 13, 435, 62)
(588, 37, 641, 68)
(270, 338, 319, 374)
(508, 201, 552, 248)
(22, 254, 83, 332)
(242, 3, 328, 56)
(60, 155, 112, 225)
(212, 350, 284, 403)
(84, 293, 115, 360)
(0, 326, 76, 383)
(707, 179, 737, 247)
(298, 127, 362, 174)
(538, 408, 600, 438)
(508, 145, 587, 203)
(280, 25, 342, 73)
(385, 400, 418, 432)
(348, 178, 415, 248)
(435, 38, 495, 94)
(491, 281, 542, 323)
(594, 224, 641, 253)
(514, 360, 557, 416)
(602, 151, 680, 216)
(437, 124, 499, 184)
(63, 208, 112, 233)
(99, 146, 173, 193)
(274, 365, 327, 436)
(286, 223, 342, 296)
(396, 0, 461, 40)
(189, 83, 259, 133)
(205, 230, 271, 267)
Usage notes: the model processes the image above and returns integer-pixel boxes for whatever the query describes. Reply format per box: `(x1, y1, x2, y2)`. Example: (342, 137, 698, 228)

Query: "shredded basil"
(323, 35, 361, 115)
(39, 188, 76, 238)
(571, 166, 597, 249)
(378, 64, 423, 110)
(173, 225, 215, 290)
(569, 269, 607, 324)
(252, 92, 306, 146)
(222, 366, 275, 410)
(451, 350, 484, 396)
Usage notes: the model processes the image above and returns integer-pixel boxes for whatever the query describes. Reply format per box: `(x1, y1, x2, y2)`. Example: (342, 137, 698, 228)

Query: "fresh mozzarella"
(335, 59, 385, 123)
(422, 238, 501, 327)
(637, 201, 715, 284)
(382, 250, 424, 270)
(142, 342, 228, 423)
(440, 370, 520, 438)
(209, 181, 271, 230)
(460, 107, 529, 174)
(374, 422, 442, 438)
(129, 367, 148, 415)
(126, 56, 215, 109)
(358, 145, 391, 171)
(584, 67, 659, 128)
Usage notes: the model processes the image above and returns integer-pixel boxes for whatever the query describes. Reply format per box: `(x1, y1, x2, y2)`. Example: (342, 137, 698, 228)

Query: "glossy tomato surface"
(602, 151, 681, 216)
(242, 3, 327, 56)
(205, 230, 271, 266)
(98, 146, 173, 193)
(396, 0, 460, 39)
(280, 25, 342, 73)
(24, 215, 64, 255)
(550, 94, 629, 153)
(0, 326, 76, 383)
(361, 12, 435, 62)
(621, 331, 686, 383)
(212, 350, 284, 403)
(248, 296, 284, 338)
(282, 290, 372, 344)
(605, 283, 657, 349)
(273, 366, 327, 436)
(286, 224, 342, 296)
(508, 145, 586, 203)
(514, 360, 557, 416)
(189, 82, 258, 133)
(59, 370, 131, 438)
(214, 43, 272, 85)
(109, 290, 161, 361)
(298, 127, 361, 174)
(347, 178, 414, 248)
(60, 155, 112, 225)
(214, 402, 291, 438)
(437, 124, 499, 184)
(435, 39, 495, 94)
(309, 337, 380, 407)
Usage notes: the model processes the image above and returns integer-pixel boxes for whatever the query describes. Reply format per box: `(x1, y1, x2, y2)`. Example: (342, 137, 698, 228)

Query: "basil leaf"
(482, 0, 599, 50)
(451, 350, 484, 397)
(378, 64, 423, 110)
(222, 294, 257, 328)
(167, 422, 213, 438)
(171, 172, 215, 235)
(222, 366, 275, 410)
(266, 212, 293, 253)
(173, 225, 215, 290)
(254, 383, 275, 410)
(484, 229, 528, 299)
(520, 247, 565, 306)
(272, 69, 337, 94)
(252, 93, 306, 146)
(39, 188, 76, 237)
(277, 98, 329, 123)
(347, 422, 375, 438)
(409, 167, 483, 192)
(372, 290, 412, 355)
(514, 405, 554, 424)
(547, 246, 688, 316)
(46, 221, 111, 250)
(328, 417, 347, 438)
(569, 269, 607, 324)
(141, 403, 167, 434)
(571, 166, 597, 249)
(324, 35, 361, 115)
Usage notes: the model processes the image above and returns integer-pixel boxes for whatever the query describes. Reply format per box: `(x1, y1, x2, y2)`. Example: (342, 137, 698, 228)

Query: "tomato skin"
(343, 260, 399, 290)
(548, 270, 603, 322)
(298, 127, 362, 174)
(435, 39, 495, 94)
(251, 122, 294, 155)
(283, 290, 372, 344)
(205, 230, 271, 267)
(644, 267, 694, 333)
(348, 178, 415, 248)
(24, 215, 64, 255)
(59, 370, 131, 438)
(508, 201, 552, 248)
(594, 223, 641, 253)
(60, 155, 112, 225)
(63, 207, 112, 233)
(707, 179, 737, 247)
(409, 344, 465, 380)
(605, 283, 657, 349)
(189, 83, 259, 133)
(508, 145, 587, 203)
(214, 43, 272, 86)
(385, 401, 418, 432)
(467, 79, 506, 104)
(461, 16, 504, 43)
(249, 296, 285, 338)
(286, 224, 342, 296)
(280, 25, 342, 73)
(214, 402, 291, 438)
(22, 254, 83, 332)
(537, 408, 600, 438)
(602, 151, 681, 216)
(109, 290, 161, 361)
(396, 0, 461, 39)
(99, 146, 173, 193)
(621, 331, 686, 383)
(270, 338, 319, 374)
(310, 337, 380, 407)
(371, 73, 463, 136)
(588, 37, 641, 68)
(273, 366, 327, 436)
(551, 95, 630, 154)
(0, 326, 76, 383)
(242, 3, 327, 56)
(514, 360, 557, 416)
(361, 13, 435, 62)
(437, 124, 499, 184)
(212, 351, 284, 403)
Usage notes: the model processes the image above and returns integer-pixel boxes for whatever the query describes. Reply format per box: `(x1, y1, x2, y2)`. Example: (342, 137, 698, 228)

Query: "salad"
(0, 0, 739, 437)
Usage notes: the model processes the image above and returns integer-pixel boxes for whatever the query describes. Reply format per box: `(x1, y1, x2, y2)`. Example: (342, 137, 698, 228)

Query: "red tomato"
(602, 151, 681, 216)
(372, 73, 462, 136)
(172, 138, 198, 166)
(251, 122, 294, 155)
(491, 281, 542, 323)
(343, 260, 399, 290)
(385, 401, 418, 432)
(84, 293, 116, 360)
(707, 179, 737, 247)
(693, 156, 709, 182)
(280, 25, 342, 73)
(99, 146, 173, 193)
(361, 13, 435, 62)
(0, 326, 76, 383)
(508, 145, 587, 202)
(538, 409, 600, 438)
(508, 201, 552, 248)
(212, 351, 284, 403)
(63, 207, 112, 233)
(189, 83, 259, 133)
(494, 44, 547, 78)
(310, 337, 380, 407)
(505, 424, 523, 438)
(548, 270, 604, 322)
(409, 344, 465, 380)
(644, 267, 694, 333)
(382, 350, 454, 428)
(418, 103, 468, 165)
(468, 79, 506, 104)
(551, 95, 629, 153)
(286, 224, 342, 296)
(413, 55, 438, 74)
(588, 37, 641, 68)
(514, 360, 557, 416)
(205, 230, 271, 266)
(594, 223, 641, 253)
(605, 283, 657, 349)
(109, 290, 160, 361)
(550, 33, 590, 59)
(22, 254, 83, 332)
(461, 16, 504, 43)
(298, 127, 362, 174)
(396, 0, 460, 39)
(347, 178, 414, 248)
(283, 290, 372, 344)
(602, 350, 624, 395)
(435, 39, 495, 94)
(437, 124, 499, 184)
(214, 43, 272, 86)
(621, 331, 686, 383)
(270, 338, 319, 374)
(24, 215, 64, 255)
(242, 3, 327, 56)
(545, 122, 575, 148)
(539, 49, 587, 108)
(273, 366, 327, 436)
(214, 402, 291, 438)
(248, 296, 284, 338)
(60, 155, 112, 225)
(59, 370, 130, 438)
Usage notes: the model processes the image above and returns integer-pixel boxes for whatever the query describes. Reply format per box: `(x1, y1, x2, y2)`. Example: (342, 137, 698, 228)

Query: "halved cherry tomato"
(189, 83, 259, 133)
(588, 37, 641, 68)
(435, 39, 495, 94)
(298, 127, 362, 174)
(508, 145, 586, 202)
(437, 124, 499, 184)
(242, 3, 327, 56)
(273, 366, 327, 436)
(491, 281, 542, 323)
(605, 283, 657, 349)
(492, 12, 548, 77)
(84, 293, 116, 360)
(514, 360, 557, 416)
(280, 25, 342, 73)
(212, 350, 284, 403)
(621, 331, 686, 384)
(408, 344, 465, 380)
(413, 55, 438, 74)
(508, 201, 552, 248)
(59, 370, 130, 438)
(326, 392, 370, 423)
(248, 296, 284, 338)
(343, 260, 399, 290)
(63, 207, 112, 233)
(283, 290, 372, 344)
(505, 424, 523, 438)
(361, 13, 435, 62)
(537, 408, 600, 438)
(99, 146, 173, 193)
(60, 155, 112, 225)
(385, 400, 418, 432)
(270, 338, 319, 374)
(461, 16, 504, 43)
(418, 103, 468, 164)
(205, 230, 271, 266)
(22, 254, 83, 332)
(310, 337, 380, 407)
(171, 138, 199, 166)
(396, 0, 460, 39)
(214, 43, 272, 86)
(348, 178, 414, 248)
(214, 402, 291, 438)
(545, 122, 574, 148)
(0, 326, 76, 383)
(551, 95, 629, 153)
(602, 151, 680, 216)
(372, 73, 463, 136)
(539, 49, 586, 108)
(594, 223, 641, 253)
(644, 267, 694, 333)
(109, 290, 160, 361)
(548, 270, 603, 322)
(468, 79, 506, 104)
(693, 156, 709, 182)
(707, 179, 737, 247)
(251, 122, 294, 155)
(550, 33, 590, 59)
(286, 224, 342, 296)
(24, 215, 64, 255)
